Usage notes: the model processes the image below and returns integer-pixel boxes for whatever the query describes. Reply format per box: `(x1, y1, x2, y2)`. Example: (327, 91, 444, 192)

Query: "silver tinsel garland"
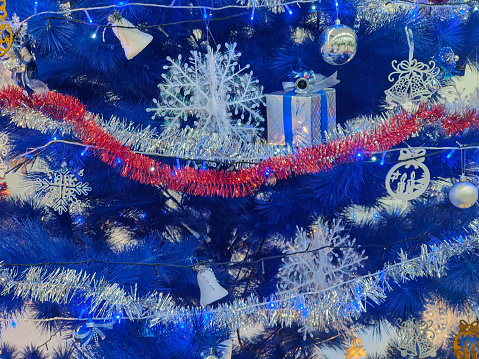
(355, 0, 474, 32)
(3, 102, 442, 166)
(6, 107, 292, 165)
(1, 226, 479, 333)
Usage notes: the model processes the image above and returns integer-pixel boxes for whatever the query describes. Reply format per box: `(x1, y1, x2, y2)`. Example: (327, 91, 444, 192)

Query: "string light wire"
(17, 0, 479, 29)
(6, 137, 479, 171)
(18, 0, 315, 26)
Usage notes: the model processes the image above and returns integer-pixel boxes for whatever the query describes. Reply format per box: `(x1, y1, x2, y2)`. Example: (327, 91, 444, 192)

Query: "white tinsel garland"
(1, 223, 479, 334)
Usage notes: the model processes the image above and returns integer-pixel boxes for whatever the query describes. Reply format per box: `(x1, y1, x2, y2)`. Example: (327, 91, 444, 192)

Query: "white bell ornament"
(108, 13, 153, 60)
(196, 266, 228, 306)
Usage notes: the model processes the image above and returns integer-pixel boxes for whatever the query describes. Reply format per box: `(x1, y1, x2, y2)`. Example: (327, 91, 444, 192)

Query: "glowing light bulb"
(446, 149, 456, 159)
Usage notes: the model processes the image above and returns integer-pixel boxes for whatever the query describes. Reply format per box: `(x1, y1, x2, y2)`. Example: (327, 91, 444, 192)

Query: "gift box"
(266, 88, 336, 147)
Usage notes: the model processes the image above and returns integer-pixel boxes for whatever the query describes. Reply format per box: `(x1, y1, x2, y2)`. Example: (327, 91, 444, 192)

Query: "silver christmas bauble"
(449, 180, 478, 209)
(428, 79, 439, 93)
(320, 21, 357, 66)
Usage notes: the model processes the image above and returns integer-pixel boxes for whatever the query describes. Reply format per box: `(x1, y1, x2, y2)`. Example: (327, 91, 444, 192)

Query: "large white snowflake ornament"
(147, 43, 265, 143)
(276, 219, 367, 337)
(35, 164, 91, 214)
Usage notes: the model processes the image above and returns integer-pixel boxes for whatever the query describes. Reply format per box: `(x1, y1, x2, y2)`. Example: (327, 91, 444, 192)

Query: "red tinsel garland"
(0, 87, 477, 197)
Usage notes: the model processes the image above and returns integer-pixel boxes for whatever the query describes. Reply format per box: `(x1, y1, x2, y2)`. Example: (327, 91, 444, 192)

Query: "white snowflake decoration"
(385, 28, 439, 106)
(0, 133, 7, 177)
(276, 219, 366, 338)
(440, 62, 479, 109)
(147, 43, 265, 143)
(35, 165, 91, 214)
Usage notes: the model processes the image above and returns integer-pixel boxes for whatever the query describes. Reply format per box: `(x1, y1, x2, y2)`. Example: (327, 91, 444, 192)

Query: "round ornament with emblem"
(453, 320, 479, 359)
(385, 149, 430, 201)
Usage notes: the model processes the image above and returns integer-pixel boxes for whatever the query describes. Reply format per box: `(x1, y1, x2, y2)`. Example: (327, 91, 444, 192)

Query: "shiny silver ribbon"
(74, 319, 115, 347)
(282, 71, 340, 93)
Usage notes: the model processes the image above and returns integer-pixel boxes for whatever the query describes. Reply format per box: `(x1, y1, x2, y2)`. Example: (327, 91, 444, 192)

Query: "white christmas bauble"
(449, 181, 478, 209)
(320, 21, 357, 66)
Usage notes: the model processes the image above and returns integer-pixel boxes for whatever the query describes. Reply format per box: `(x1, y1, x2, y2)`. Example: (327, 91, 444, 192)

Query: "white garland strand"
(356, 0, 474, 32)
(1, 225, 479, 334)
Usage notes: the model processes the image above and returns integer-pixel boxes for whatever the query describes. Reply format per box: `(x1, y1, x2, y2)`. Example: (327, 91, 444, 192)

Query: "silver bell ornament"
(449, 175, 478, 209)
(196, 265, 228, 306)
(320, 20, 357, 66)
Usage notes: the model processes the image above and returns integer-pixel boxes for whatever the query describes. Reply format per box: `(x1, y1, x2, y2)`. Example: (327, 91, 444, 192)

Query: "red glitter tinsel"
(0, 87, 477, 198)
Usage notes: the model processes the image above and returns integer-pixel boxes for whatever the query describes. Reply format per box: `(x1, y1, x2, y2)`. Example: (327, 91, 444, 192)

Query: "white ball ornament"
(449, 176, 478, 209)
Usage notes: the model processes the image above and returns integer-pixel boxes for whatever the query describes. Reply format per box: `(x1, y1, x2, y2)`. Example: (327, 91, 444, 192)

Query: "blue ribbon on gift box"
(282, 90, 329, 145)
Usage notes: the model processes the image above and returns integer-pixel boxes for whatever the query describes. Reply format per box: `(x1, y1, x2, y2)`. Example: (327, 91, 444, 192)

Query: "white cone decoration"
(197, 266, 228, 306)
(108, 14, 153, 60)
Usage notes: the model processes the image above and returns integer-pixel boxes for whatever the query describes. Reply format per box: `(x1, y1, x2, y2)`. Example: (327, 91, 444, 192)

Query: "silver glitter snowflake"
(147, 43, 265, 144)
(35, 165, 91, 214)
(276, 219, 366, 337)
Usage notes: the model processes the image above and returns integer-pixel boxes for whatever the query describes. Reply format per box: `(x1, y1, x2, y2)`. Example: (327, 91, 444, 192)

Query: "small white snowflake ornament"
(276, 219, 367, 337)
(35, 163, 91, 214)
(385, 148, 430, 201)
(385, 28, 439, 106)
(147, 43, 265, 143)
(397, 318, 437, 358)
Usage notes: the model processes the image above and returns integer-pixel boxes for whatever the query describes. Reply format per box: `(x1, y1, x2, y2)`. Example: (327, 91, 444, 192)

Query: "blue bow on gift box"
(73, 318, 115, 348)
